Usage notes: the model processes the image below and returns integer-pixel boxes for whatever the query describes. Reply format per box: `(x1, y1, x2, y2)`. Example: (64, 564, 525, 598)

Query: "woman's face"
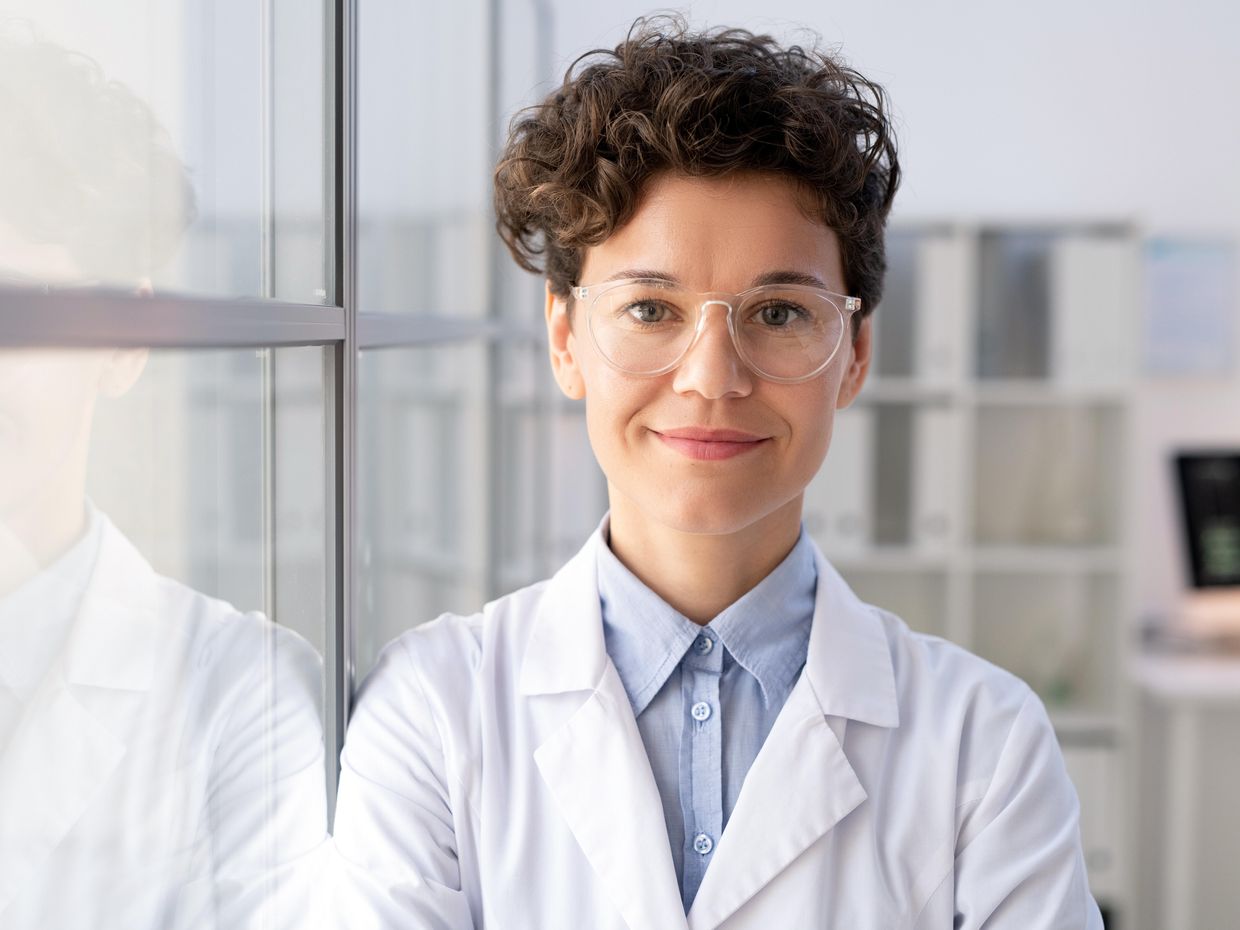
(545, 171, 871, 538)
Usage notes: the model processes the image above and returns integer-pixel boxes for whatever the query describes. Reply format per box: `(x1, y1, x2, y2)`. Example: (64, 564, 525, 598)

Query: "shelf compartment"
(972, 545, 1124, 573)
(971, 571, 1120, 716)
(972, 403, 1124, 547)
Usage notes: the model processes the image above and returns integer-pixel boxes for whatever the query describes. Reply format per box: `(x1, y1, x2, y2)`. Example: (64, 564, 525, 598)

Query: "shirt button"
(693, 833, 714, 855)
(690, 701, 712, 722)
(693, 634, 714, 655)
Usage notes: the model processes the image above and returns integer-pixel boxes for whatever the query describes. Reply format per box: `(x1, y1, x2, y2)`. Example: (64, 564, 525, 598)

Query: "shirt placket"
(678, 629, 723, 911)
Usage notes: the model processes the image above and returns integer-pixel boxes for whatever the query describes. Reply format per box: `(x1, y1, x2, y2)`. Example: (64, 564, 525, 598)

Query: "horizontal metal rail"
(0, 287, 345, 348)
(358, 312, 543, 349)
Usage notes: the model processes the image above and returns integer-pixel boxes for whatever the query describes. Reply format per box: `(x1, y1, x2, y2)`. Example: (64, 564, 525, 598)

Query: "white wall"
(540, 0, 1240, 619)
(546, 0, 1240, 228)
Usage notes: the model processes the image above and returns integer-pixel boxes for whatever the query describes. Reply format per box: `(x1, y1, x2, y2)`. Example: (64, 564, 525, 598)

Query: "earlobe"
(836, 316, 872, 409)
(545, 283, 585, 400)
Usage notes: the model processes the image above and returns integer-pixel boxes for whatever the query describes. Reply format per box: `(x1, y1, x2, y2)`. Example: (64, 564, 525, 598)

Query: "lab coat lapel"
(523, 531, 689, 930)
(687, 544, 900, 930)
(0, 519, 159, 913)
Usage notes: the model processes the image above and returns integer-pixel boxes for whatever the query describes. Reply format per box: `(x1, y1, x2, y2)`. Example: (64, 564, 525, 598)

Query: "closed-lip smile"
(653, 426, 770, 461)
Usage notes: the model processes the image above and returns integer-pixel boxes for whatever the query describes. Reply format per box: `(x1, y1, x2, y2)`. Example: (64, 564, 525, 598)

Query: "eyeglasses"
(570, 277, 862, 384)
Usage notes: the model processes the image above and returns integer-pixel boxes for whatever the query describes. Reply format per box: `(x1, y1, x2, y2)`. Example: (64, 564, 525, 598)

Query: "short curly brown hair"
(493, 15, 900, 333)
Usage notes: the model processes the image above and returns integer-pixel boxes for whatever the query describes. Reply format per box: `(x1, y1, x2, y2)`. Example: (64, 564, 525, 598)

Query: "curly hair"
(493, 15, 900, 332)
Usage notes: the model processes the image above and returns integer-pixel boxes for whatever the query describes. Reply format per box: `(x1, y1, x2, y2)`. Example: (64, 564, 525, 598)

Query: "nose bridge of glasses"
(675, 296, 750, 385)
(694, 297, 733, 328)
(686, 297, 741, 352)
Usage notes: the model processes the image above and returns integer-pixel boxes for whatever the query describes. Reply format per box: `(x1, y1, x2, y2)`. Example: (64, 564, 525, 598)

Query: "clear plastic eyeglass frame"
(569, 277, 863, 384)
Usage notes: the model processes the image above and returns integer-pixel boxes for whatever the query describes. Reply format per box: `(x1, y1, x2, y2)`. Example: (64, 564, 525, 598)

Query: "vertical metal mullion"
(259, 0, 279, 632)
(259, 347, 279, 890)
(260, 0, 276, 299)
(324, 0, 358, 827)
(531, 0, 554, 579)
(482, 0, 503, 601)
(258, 0, 280, 879)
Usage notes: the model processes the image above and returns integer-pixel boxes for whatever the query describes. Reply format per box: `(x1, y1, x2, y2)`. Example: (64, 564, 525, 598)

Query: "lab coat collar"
(520, 520, 902, 930)
(802, 545, 901, 729)
(0, 501, 103, 696)
(683, 544, 899, 928)
(0, 515, 158, 912)
(519, 519, 901, 733)
(518, 521, 611, 697)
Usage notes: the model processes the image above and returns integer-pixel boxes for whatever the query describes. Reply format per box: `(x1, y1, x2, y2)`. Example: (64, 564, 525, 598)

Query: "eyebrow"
(602, 268, 830, 289)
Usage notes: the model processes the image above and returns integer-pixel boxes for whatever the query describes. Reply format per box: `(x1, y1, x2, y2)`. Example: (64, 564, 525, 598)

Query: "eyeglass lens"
(586, 281, 846, 380)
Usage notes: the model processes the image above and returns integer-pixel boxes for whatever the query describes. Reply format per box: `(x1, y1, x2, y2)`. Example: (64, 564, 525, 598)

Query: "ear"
(545, 282, 585, 400)
(98, 348, 149, 399)
(835, 315, 872, 409)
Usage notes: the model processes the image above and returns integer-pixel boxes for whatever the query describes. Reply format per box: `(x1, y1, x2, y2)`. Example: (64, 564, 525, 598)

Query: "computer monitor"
(1174, 451, 1240, 636)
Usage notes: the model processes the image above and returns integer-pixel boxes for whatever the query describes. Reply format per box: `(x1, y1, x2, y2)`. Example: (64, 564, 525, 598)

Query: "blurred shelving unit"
(803, 222, 1141, 925)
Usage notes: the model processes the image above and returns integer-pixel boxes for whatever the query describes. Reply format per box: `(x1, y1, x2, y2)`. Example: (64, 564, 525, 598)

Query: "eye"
(623, 300, 671, 324)
(755, 301, 805, 326)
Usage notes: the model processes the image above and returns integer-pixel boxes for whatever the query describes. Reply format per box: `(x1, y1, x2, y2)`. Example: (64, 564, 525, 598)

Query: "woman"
(330, 18, 1103, 929)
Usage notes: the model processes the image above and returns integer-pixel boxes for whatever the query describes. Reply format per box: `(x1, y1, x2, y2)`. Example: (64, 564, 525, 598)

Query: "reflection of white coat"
(331, 527, 1104, 929)
(0, 515, 327, 930)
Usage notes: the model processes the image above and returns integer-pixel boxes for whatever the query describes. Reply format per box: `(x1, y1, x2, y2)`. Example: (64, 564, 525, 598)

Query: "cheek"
(781, 381, 838, 463)
(579, 365, 665, 463)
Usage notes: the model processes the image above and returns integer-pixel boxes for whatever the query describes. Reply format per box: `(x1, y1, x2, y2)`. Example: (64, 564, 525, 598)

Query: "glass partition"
(0, 345, 330, 926)
(0, 2, 330, 304)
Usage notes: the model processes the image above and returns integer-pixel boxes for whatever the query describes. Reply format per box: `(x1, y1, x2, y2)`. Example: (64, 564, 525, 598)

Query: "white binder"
(1050, 235, 1138, 387)
(804, 405, 875, 555)
(914, 232, 975, 385)
(910, 405, 963, 551)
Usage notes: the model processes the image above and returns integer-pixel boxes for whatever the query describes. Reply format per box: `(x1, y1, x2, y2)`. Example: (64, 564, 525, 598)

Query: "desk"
(1130, 652, 1240, 930)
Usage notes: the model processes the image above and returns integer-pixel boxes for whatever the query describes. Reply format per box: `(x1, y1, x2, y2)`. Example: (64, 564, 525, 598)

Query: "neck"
(0, 483, 90, 599)
(606, 492, 804, 625)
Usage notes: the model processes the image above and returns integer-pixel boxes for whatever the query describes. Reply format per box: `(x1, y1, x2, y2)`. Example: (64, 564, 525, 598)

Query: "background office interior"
(2, 1, 1238, 927)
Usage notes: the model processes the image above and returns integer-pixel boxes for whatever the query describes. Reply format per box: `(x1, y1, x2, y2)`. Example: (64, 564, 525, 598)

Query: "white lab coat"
(0, 515, 328, 930)
(331, 527, 1104, 929)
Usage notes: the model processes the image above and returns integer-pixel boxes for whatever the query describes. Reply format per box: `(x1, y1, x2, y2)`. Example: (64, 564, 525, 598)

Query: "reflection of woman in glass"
(0, 23, 325, 929)
(332, 18, 1103, 928)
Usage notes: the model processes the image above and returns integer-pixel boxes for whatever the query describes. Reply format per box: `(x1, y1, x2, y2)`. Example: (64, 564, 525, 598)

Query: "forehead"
(579, 171, 844, 292)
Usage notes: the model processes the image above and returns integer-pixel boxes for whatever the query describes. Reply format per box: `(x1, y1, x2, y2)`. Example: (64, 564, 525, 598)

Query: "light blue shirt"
(596, 515, 817, 912)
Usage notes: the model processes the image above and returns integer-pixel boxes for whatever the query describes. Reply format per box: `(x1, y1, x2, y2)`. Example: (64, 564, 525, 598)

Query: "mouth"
(652, 427, 771, 461)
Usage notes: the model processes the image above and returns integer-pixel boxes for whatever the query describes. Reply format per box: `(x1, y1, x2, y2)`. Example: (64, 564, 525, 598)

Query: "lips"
(653, 426, 770, 461)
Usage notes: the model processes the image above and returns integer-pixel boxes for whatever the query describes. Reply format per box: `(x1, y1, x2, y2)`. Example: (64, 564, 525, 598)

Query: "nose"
(670, 302, 753, 399)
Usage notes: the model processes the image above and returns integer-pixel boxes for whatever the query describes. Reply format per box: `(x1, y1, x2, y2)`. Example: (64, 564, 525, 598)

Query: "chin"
(643, 487, 789, 537)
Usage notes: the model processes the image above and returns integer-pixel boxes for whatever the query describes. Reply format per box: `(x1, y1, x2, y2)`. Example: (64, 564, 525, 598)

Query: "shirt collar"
(519, 516, 900, 730)
(709, 527, 816, 707)
(596, 516, 699, 716)
(596, 512, 817, 716)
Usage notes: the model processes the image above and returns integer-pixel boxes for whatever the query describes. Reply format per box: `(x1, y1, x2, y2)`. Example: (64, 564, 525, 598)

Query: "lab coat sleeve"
(194, 616, 330, 930)
(949, 688, 1105, 929)
(329, 633, 476, 930)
